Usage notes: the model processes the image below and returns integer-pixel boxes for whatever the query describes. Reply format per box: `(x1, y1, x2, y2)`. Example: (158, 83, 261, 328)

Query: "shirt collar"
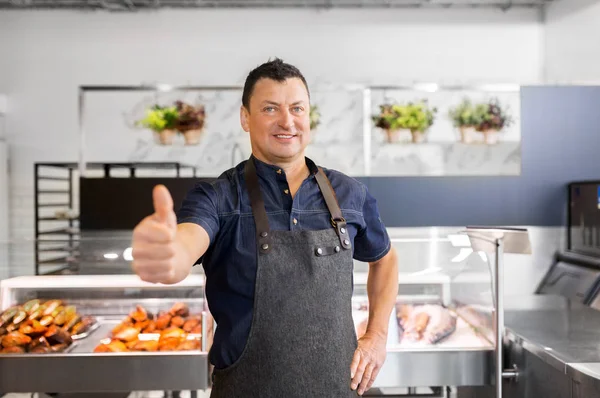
(250, 154, 319, 178)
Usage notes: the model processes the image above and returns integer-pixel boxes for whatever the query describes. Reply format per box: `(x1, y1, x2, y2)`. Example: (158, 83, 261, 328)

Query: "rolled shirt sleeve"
(352, 185, 391, 263)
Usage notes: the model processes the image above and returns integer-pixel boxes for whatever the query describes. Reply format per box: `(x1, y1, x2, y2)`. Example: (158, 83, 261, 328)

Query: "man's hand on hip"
(350, 331, 387, 395)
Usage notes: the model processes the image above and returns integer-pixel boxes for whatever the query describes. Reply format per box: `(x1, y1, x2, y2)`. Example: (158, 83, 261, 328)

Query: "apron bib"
(210, 157, 359, 398)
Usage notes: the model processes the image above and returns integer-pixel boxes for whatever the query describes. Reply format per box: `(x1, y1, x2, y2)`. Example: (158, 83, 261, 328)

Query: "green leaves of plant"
(373, 100, 437, 132)
(136, 105, 179, 132)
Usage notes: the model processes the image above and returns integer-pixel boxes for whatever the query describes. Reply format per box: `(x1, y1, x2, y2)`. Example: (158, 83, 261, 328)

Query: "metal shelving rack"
(34, 161, 196, 276)
(34, 163, 79, 276)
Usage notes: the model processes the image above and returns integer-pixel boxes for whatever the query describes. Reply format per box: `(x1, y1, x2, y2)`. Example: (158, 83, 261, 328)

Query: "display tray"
(353, 296, 495, 388)
(0, 299, 211, 393)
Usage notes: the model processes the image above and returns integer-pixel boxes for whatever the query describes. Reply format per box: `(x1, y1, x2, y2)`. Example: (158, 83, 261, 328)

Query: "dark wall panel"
(79, 177, 214, 230)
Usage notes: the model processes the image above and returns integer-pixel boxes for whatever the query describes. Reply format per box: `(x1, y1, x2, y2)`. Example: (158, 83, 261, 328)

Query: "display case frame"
(0, 274, 212, 394)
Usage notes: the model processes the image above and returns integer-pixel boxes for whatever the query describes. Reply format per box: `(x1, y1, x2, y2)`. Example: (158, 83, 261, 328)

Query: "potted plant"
(372, 104, 407, 143)
(174, 101, 206, 145)
(474, 98, 513, 145)
(136, 105, 179, 145)
(309, 104, 321, 130)
(399, 100, 437, 143)
(448, 98, 476, 144)
(373, 101, 437, 144)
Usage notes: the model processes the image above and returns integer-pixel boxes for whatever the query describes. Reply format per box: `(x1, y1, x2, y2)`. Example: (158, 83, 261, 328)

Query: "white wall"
(0, 8, 543, 242)
(544, 0, 600, 83)
(0, 95, 7, 244)
(0, 140, 7, 243)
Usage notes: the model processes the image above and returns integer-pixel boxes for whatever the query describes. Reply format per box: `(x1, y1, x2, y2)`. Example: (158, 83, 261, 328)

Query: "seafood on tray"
(397, 303, 457, 344)
(352, 300, 458, 345)
(94, 302, 202, 353)
(0, 299, 95, 354)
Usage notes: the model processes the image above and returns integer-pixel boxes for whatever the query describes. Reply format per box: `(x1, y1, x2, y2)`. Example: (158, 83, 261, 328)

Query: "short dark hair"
(242, 58, 310, 110)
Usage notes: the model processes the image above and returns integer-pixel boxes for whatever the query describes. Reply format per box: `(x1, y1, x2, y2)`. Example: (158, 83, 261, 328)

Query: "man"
(131, 58, 398, 397)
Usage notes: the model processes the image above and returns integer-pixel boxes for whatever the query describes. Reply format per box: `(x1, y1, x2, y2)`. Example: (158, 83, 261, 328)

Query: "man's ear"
(240, 105, 250, 132)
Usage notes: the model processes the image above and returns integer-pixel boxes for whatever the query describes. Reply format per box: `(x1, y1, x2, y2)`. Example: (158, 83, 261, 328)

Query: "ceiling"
(0, 0, 555, 11)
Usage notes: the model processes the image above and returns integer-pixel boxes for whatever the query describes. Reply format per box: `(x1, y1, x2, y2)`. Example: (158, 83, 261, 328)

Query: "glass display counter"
(0, 227, 531, 397)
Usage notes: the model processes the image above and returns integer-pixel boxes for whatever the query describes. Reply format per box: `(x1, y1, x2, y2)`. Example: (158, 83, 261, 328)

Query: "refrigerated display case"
(349, 227, 531, 397)
(0, 227, 529, 396)
(0, 237, 213, 394)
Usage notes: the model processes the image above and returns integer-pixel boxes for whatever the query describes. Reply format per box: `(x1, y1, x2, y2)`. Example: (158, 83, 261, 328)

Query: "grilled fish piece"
(113, 326, 139, 342)
(183, 317, 200, 333)
(94, 340, 128, 353)
(170, 316, 185, 328)
(155, 312, 171, 330)
(29, 335, 51, 350)
(142, 320, 156, 333)
(132, 340, 159, 352)
(29, 345, 52, 353)
(2, 331, 32, 347)
(158, 337, 182, 351)
(133, 319, 151, 332)
(19, 320, 47, 337)
(169, 303, 189, 317)
(176, 339, 201, 351)
(44, 325, 72, 345)
(160, 327, 186, 340)
(191, 324, 202, 334)
(70, 316, 94, 335)
(129, 305, 148, 323)
(1, 346, 26, 354)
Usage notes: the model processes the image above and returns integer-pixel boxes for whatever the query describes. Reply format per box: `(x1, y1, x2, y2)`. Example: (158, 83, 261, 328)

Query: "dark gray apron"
(210, 157, 359, 398)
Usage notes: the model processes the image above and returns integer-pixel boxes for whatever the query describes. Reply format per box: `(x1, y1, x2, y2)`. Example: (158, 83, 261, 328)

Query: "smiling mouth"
(274, 134, 296, 139)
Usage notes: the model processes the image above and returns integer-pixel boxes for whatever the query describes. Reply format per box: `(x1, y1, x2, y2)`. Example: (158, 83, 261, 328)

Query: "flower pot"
(459, 126, 475, 144)
(481, 129, 499, 145)
(411, 130, 426, 144)
(154, 129, 176, 145)
(384, 129, 400, 144)
(183, 129, 203, 146)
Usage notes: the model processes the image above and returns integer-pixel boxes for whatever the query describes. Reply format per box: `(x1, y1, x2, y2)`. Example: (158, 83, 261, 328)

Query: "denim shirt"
(176, 156, 391, 369)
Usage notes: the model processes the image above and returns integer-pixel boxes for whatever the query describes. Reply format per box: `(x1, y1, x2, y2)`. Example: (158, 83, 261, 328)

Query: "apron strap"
(315, 167, 352, 250)
(244, 157, 352, 253)
(245, 157, 272, 254)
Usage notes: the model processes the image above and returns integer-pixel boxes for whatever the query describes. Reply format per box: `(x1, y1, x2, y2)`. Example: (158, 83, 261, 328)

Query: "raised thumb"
(153, 184, 176, 228)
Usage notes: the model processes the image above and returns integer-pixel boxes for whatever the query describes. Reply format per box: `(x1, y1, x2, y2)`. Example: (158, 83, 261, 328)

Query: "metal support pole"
(495, 238, 504, 398)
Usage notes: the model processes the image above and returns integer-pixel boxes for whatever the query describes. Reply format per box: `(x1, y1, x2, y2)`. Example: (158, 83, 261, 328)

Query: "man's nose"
(279, 110, 294, 129)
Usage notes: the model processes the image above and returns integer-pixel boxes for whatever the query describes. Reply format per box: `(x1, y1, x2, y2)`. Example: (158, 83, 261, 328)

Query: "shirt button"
(293, 218, 298, 225)
(277, 169, 282, 174)
(284, 189, 289, 194)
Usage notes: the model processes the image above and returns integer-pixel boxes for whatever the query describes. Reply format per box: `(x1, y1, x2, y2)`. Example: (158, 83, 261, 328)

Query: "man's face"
(241, 77, 311, 163)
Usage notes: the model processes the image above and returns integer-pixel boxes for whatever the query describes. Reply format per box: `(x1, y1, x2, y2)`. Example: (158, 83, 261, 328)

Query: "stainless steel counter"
(503, 295, 600, 373)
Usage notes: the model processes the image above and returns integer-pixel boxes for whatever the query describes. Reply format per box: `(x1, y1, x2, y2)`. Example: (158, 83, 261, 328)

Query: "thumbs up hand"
(131, 185, 179, 283)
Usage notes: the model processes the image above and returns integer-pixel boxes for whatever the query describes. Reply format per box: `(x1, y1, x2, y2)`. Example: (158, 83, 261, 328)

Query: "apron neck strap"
(245, 157, 273, 254)
(244, 157, 352, 253)
(315, 167, 352, 250)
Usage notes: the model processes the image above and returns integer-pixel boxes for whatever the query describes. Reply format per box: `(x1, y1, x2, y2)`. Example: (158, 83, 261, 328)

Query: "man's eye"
(292, 106, 304, 113)
(264, 107, 275, 112)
